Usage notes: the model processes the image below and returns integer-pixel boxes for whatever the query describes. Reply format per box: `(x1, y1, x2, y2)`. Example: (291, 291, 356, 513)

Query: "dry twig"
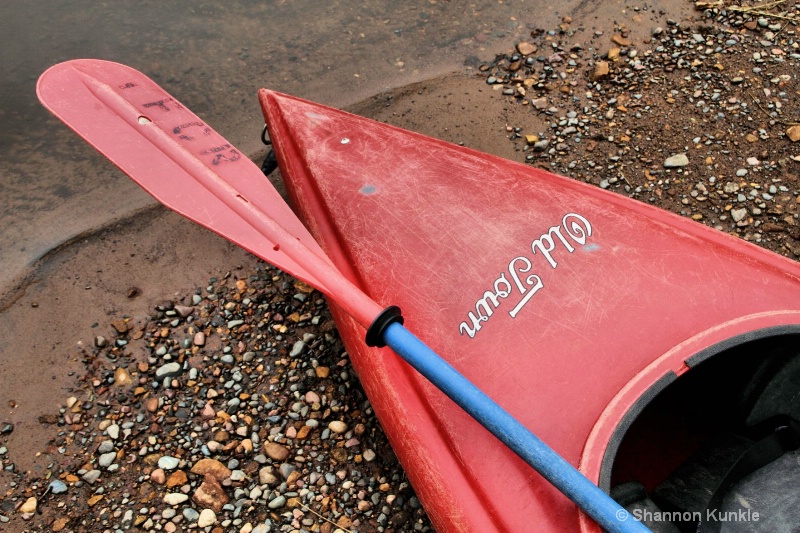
(725, 0, 800, 23)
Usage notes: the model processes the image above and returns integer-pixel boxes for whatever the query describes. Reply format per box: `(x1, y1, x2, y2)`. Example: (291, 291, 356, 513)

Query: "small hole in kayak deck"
(138, 116, 151, 125)
(273, 244, 280, 251)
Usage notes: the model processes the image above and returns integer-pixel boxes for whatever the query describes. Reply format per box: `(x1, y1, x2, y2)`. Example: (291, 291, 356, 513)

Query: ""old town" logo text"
(458, 213, 593, 338)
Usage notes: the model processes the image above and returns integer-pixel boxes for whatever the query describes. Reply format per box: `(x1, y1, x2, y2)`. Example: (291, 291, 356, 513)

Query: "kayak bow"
(37, 59, 647, 532)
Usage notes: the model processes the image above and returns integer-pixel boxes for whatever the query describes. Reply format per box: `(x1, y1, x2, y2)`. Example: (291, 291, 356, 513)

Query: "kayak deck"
(261, 90, 800, 532)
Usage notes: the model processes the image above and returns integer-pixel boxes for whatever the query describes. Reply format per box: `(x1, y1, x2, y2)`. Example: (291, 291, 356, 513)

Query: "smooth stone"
(268, 495, 286, 509)
(289, 341, 305, 357)
(150, 468, 166, 485)
(98, 452, 117, 469)
(533, 140, 550, 151)
(82, 470, 101, 484)
(97, 440, 115, 454)
(107, 424, 120, 440)
(264, 442, 290, 462)
(145, 397, 160, 413)
(664, 153, 689, 167)
(158, 456, 180, 470)
(328, 421, 348, 434)
(304, 391, 320, 404)
(531, 97, 548, 110)
(198, 509, 217, 527)
(259, 467, 278, 486)
(278, 463, 297, 480)
(183, 508, 200, 521)
(163, 493, 189, 505)
(731, 208, 748, 222)
(174, 305, 194, 318)
(155, 362, 182, 380)
(19, 497, 37, 514)
(200, 402, 216, 420)
(516, 41, 537, 55)
(48, 479, 68, 494)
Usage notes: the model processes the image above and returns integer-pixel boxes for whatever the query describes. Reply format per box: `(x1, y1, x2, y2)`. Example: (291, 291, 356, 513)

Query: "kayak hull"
(260, 89, 800, 532)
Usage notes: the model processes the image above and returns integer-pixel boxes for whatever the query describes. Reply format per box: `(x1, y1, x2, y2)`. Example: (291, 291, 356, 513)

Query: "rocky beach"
(2, 1, 800, 532)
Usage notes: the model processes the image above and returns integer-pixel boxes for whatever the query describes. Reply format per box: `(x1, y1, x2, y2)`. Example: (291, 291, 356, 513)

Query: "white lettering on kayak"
(458, 213, 592, 338)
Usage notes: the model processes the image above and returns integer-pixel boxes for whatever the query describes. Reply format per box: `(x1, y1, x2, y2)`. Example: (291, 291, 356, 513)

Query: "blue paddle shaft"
(382, 323, 650, 533)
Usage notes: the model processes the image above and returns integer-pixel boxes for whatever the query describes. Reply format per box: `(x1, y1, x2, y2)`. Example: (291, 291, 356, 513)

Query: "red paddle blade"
(36, 59, 334, 294)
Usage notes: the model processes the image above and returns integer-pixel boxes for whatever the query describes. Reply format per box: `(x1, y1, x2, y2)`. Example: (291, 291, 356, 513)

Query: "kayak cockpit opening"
(604, 328, 800, 532)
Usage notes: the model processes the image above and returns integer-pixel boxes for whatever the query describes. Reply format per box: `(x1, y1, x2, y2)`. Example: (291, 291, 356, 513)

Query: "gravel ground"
(1, 266, 431, 532)
(2, 1, 800, 532)
(481, 1, 800, 257)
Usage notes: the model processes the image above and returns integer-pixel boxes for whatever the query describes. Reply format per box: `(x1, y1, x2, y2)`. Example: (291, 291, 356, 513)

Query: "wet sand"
(0, 0, 550, 300)
(0, 0, 689, 300)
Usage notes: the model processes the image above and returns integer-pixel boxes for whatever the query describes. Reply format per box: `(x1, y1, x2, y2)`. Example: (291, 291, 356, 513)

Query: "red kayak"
(38, 59, 800, 532)
(261, 91, 800, 532)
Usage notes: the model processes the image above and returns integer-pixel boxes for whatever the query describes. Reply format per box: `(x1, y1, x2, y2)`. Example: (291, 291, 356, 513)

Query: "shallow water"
(0, 0, 680, 299)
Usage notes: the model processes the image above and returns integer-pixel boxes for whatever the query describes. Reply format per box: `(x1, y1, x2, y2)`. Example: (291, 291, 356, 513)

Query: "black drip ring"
(365, 306, 404, 348)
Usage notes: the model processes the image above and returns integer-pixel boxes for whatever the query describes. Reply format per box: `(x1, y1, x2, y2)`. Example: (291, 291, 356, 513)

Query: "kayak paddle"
(36, 59, 649, 533)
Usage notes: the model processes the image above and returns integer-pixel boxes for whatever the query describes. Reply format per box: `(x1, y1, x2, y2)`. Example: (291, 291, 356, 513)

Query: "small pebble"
(198, 509, 217, 527)
(82, 470, 101, 484)
(328, 420, 348, 434)
(664, 153, 689, 168)
(268, 495, 287, 509)
(158, 456, 180, 470)
(163, 493, 189, 505)
(98, 452, 117, 469)
(48, 479, 68, 494)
